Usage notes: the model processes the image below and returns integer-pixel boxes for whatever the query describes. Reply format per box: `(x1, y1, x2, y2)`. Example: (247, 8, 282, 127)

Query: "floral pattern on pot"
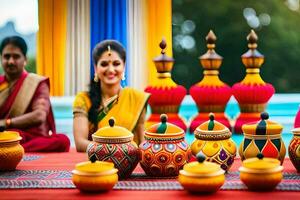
(140, 114, 191, 177)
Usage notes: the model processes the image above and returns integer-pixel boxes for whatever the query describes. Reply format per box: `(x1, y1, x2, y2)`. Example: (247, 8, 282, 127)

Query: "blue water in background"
(51, 94, 300, 150)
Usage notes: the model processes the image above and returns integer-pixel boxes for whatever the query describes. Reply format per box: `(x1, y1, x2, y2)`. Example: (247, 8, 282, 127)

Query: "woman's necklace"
(101, 88, 122, 114)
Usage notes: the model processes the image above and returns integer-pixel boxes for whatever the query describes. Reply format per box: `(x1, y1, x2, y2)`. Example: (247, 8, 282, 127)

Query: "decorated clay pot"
(239, 112, 286, 164)
(239, 153, 283, 191)
(72, 160, 118, 192)
(140, 114, 191, 177)
(87, 118, 140, 179)
(0, 131, 24, 171)
(191, 113, 237, 171)
(178, 153, 225, 193)
(289, 128, 300, 172)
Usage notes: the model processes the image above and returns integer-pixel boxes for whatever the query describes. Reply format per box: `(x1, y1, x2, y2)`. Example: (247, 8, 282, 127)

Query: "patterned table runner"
(0, 170, 299, 191)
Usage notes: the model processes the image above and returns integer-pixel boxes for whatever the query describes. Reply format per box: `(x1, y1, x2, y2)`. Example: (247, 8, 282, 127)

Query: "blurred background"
(171, 0, 300, 93)
(1, 0, 300, 92)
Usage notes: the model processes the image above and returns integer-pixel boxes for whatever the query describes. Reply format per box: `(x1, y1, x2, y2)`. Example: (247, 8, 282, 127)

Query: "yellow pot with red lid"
(72, 160, 118, 192)
(0, 131, 24, 171)
(87, 117, 140, 179)
(178, 153, 225, 193)
(239, 153, 283, 191)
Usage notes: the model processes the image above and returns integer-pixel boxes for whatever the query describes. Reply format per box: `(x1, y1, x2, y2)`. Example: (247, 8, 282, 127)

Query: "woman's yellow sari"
(73, 87, 150, 143)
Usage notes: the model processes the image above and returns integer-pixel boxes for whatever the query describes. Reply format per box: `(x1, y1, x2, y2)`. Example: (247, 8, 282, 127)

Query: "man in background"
(0, 36, 70, 152)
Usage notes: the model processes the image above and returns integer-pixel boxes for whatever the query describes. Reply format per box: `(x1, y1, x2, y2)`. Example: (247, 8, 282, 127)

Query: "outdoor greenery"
(172, 0, 300, 93)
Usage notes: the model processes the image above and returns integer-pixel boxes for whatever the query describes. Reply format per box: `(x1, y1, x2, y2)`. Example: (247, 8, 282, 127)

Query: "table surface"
(0, 149, 299, 200)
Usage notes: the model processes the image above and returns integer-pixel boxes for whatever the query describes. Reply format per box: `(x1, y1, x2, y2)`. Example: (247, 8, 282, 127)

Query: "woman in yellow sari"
(73, 40, 150, 152)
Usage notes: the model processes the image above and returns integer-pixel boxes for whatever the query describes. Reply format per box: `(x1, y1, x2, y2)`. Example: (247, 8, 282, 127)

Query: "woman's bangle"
(5, 118, 12, 128)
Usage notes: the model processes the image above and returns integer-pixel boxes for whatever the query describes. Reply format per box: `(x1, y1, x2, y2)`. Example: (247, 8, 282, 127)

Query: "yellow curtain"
(146, 0, 173, 85)
(37, 0, 67, 96)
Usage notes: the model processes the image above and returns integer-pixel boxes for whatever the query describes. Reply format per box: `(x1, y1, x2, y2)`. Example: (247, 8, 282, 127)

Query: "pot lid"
(0, 131, 22, 142)
(182, 153, 224, 175)
(145, 114, 184, 136)
(241, 153, 282, 171)
(194, 113, 231, 140)
(74, 160, 116, 174)
(291, 127, 300, 136)
(242, 112, 283, 135)
(93, 117, 133, 138)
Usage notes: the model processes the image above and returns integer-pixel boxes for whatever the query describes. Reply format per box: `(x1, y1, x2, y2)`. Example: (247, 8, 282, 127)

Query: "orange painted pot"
(0, 131, 24, 171)
(140, 114, 191, 177)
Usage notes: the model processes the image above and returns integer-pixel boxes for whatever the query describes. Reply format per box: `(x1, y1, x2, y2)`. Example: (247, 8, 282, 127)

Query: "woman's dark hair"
(0, 36, 27, 56)
(88, 40, 126, 127)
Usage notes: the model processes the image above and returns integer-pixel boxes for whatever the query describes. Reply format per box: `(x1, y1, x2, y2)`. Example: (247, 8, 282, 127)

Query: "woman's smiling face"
(95, 50, 125, 87)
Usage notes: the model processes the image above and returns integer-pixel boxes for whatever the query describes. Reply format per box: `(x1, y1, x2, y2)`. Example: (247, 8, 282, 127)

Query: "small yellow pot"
(72, 161, 118, 192)
(178, 153, 225, 193)
(239, 153, 283, 191)
(0, 131, 24, 171)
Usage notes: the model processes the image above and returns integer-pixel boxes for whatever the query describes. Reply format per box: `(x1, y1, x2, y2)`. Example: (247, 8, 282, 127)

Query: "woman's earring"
(94, 73, 99, 82)
(121, 73, 126, 87)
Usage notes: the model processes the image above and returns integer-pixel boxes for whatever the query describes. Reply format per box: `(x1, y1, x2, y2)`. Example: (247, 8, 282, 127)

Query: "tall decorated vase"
(232, 30, 275, 134)
(239, 112, 286, 164)
(289, 128, 300, 171)
(87, 118, 140, 179)
(140, 114, 191, 177)
(145, 39, 187, 131)
(191, 113, 237, 171)
(189, 30, 232, 133)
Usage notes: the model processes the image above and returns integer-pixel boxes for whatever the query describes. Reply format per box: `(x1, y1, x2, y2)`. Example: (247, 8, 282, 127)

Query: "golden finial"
(206, 30, 217, 49)
(199, 30, 222, 70)
(247, 30, 258, 49)
(241, 30, 264, 69)
(159, 38, 167, 54)
(153, 38, 174, 76)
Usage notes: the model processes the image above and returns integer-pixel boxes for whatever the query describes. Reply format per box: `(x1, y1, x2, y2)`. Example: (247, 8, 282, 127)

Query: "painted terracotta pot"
(140, 114, 191, 177)
(191, 113, 236, 171)
(239, 112, 286, 164)
(87, 118, 140, 179)
(289, 128, 300, 172)
(0, 131, 24, 171)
